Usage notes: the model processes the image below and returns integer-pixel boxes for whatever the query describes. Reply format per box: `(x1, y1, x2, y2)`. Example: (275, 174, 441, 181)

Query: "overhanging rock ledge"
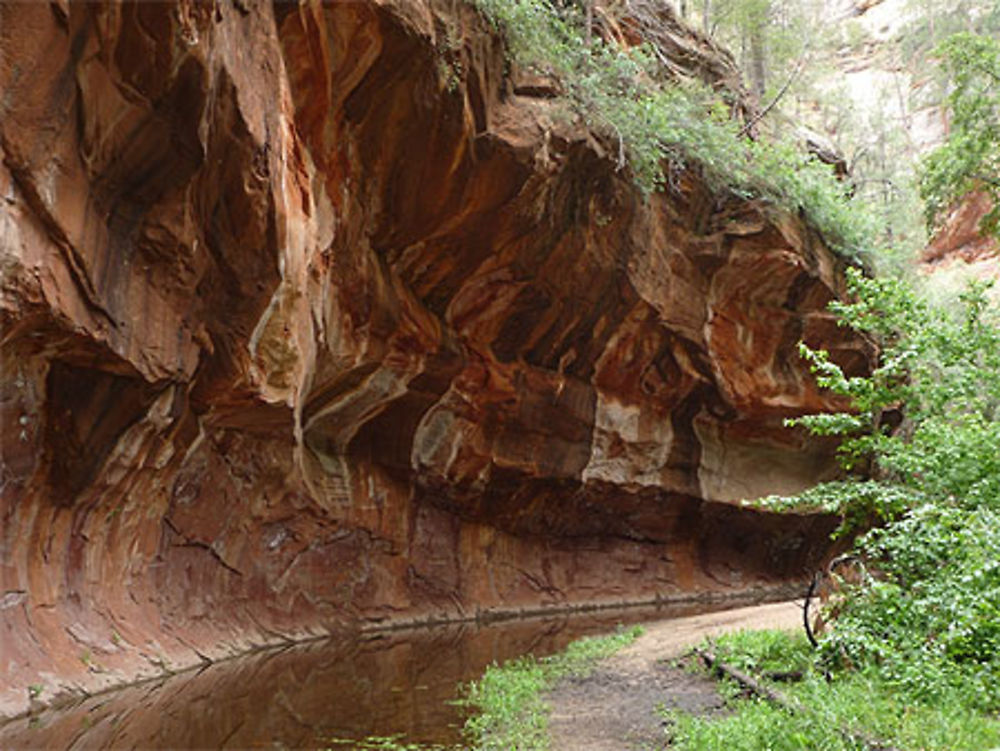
(0, 0, 871, 718)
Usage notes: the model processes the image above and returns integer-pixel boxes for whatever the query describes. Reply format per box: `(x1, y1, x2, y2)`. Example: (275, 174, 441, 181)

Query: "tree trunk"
(749, 15, 767, 99)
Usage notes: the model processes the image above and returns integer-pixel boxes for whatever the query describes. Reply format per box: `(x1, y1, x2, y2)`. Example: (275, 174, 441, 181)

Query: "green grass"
(665, 629, 1000, 751)
(701, 628, 813, 676)
(462, 624, 644, 751)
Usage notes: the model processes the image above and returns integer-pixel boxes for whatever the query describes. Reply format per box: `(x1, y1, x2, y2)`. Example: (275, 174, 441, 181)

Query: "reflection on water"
(0, 600, 745, 749)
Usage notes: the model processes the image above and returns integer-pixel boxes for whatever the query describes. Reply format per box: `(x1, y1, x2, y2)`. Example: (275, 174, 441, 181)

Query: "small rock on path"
(547, 600, 803, 750)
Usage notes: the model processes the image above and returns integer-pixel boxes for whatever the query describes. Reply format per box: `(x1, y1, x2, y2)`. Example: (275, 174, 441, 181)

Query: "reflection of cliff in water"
(0, 597, 784, 749)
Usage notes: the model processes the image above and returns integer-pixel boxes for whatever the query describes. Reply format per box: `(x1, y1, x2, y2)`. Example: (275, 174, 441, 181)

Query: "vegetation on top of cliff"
(472, 0, 876, 260)
(677, 0, 1000, 276)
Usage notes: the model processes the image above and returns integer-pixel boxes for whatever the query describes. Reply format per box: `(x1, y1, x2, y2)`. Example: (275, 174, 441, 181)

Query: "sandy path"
(547, 600, 804, 750)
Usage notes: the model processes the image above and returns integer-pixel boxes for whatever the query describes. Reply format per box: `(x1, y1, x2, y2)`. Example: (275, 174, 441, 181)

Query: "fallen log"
(762, 670, 804, 682)
(694, 648, 901, 751)
(695, 648, 802, 711)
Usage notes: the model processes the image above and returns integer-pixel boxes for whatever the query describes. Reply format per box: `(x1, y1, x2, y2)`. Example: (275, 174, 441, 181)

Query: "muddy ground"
(547, 600, 805, 750)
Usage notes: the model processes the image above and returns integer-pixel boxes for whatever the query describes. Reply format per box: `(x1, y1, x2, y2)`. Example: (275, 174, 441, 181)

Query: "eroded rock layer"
(922, 192, 999, 273)
(0, 0, 869, 717)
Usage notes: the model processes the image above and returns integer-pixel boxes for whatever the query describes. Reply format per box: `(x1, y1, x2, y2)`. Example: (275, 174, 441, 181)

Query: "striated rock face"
(0, 0, 870, 716)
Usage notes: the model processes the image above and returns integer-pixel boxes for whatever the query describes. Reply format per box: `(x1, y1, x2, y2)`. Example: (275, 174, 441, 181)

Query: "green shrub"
(749, 265, 1000, 725)
(820, 504, 1000, 711)
(788, 270, 1000, 512)
(736, 256, 1000, 751)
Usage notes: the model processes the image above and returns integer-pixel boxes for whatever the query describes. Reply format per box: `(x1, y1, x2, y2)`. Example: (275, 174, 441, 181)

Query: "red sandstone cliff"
(0, 0, 870, 718)
(922, 191, 1000, 281)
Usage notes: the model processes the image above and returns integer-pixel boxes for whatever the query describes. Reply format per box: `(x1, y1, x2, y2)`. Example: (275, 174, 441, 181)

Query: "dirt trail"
(547, 600, 804, 750)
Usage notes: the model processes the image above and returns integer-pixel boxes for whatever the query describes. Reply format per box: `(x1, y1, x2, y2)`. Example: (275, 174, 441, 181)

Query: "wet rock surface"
(1, 0, 869, 718)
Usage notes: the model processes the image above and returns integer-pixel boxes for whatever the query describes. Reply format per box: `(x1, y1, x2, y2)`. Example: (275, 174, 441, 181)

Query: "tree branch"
(738, 54, 806, 137)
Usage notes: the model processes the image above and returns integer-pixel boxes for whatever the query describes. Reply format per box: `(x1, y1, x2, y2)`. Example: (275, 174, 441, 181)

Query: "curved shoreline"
(0, 582, 805, 726)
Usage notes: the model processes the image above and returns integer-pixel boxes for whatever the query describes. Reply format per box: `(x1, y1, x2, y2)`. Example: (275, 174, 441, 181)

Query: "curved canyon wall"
(0, 0, 870, 717)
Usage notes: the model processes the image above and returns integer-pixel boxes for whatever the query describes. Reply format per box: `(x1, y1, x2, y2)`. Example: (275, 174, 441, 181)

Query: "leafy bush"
(821, 504, 1000, 711)
(755, 479, 920, 539)
(759, 270, 999, 531)
(739, 246, 1000, 749)
(789, 269, 1000, 511)
(753, 263, 1000, 719)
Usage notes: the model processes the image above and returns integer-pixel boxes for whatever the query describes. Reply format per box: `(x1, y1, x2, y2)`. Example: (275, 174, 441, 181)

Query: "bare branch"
(738, 54, 806, 138)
